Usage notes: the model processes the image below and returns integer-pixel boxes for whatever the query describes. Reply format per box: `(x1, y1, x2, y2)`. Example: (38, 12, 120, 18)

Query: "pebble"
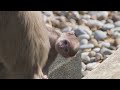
(99, 42, 111, 48)
(80, 39, 88, 45)
(90, 57, 96, 62)
(80, 44, 94, 49)
(112, 14, 120, 22)
(94, 30, 107, 40)
(96, 11, 109, 20)
(100, 47, 113, 55)
(115, 38, 120, 45)
(111, 27, 120, 32)
(114, 21, 120, 27)
(62, 27, 72, 32)
(86, 62, 100, 71)
(93, 48, 101, 52)
(77, 25, 92, 36)
(81, 14, 91, 19)
(102, 23, 115, 31)
(86, 20, 104, 28)
(106, 19, 114, 24)
(81, 52, 90, 64)
(95, 53, 103, 62)
(78, 34, 90, 40)
(90, 38, 99, 47)
(42, 11, 54, 17)
(113, 32, 120, 38)
(74, 27, 87, 37)
(89, 51, 96, 57)
(117, 45, 120, 49)
(81, 62, 86, 71)
(72, 11, 80, 19)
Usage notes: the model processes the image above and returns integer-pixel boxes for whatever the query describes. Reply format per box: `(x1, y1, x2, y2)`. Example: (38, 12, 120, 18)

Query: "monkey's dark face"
(55, 32, 80, 58)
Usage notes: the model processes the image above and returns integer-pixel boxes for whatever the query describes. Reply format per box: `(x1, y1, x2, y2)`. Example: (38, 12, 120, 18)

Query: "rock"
(78, 19, 88, 25)
(89, 51, 96, 57)
(74, 27, 87, 37)
(93, 48, 101, 52)
(95, 53, 103, 62)
(94, 30, 107, 40)
(86, 19, 104, 29)
(86, 62, 100, 71)
(81, 52, 90, 64)
(106, 19, 114, 24)
(111, 27, 120, 32)
(115, 21, 120, 27)
(90, 38, 99, 47)
(81, 62, 86, 71)
(72, 11, 80, 19)
(83, 48, 120, 79)
(83, 49, 92, 52)
(78, 34, 90, 40)
(79, 11, 89, 14)
(62, 27, 72, 32)
(42, 11, 54, 17)
(80, 39, 88, 45)
(96, 11, 109, 20)
(55, 16, 67, 23)
(81, 14, 91, 19)
(112, 14, 120, 22)
(105, 38, 115, 45)
(100, 47, 113, 55)
(80, 44, 94, 49)
(48, 51, 82, 79)
(81, 71, 88, 77)
(112, 32, 120, 38)
(115, 38, 120, 45)
(99, 42, 111, 48)
(102, 23, 114, 31)
(88, 11, 109, 20)
(90, 57, 96, 62)
(74, 25, 92, 36)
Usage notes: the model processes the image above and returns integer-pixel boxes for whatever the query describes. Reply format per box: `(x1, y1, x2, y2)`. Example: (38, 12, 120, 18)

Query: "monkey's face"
(55, 32, 80, 58)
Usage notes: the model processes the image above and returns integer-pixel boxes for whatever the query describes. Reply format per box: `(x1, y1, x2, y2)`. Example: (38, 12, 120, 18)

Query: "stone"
(89, 51, 96, 57)
(81, 52, 90, 64)
(48, 51, 82, 79)
(83, 48, 120, 79)
(81, 62, 86, 71)
(86, 19, 104, 29)
(94, 30, 107, 40)
(102, 23, 114, 31)
(80, 39, 88, 45)
(99, 42, 111, 48)
(86, 62, 100, 71)
(93, 48, 101, 53)
(80, 44, 94, 49)
(95, 53, 103, 62)
(100, 47, 113, 55)
(114, 21, 120, 27)
(78, 34, 90, 40)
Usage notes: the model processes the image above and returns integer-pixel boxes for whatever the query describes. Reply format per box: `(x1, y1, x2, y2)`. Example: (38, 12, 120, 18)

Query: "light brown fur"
(0, 11, 50, 79)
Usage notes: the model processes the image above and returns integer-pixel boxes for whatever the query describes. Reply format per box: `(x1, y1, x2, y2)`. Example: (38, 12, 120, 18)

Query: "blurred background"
(42, 11, 120, 78)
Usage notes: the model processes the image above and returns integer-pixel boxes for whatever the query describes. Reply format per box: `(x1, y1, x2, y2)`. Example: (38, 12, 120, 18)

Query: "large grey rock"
(82, 48, 120, 79)
(48, 51, 82, 79)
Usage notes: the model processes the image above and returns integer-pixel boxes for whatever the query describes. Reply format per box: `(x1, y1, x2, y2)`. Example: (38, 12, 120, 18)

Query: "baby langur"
(43, 25, 80, 76)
